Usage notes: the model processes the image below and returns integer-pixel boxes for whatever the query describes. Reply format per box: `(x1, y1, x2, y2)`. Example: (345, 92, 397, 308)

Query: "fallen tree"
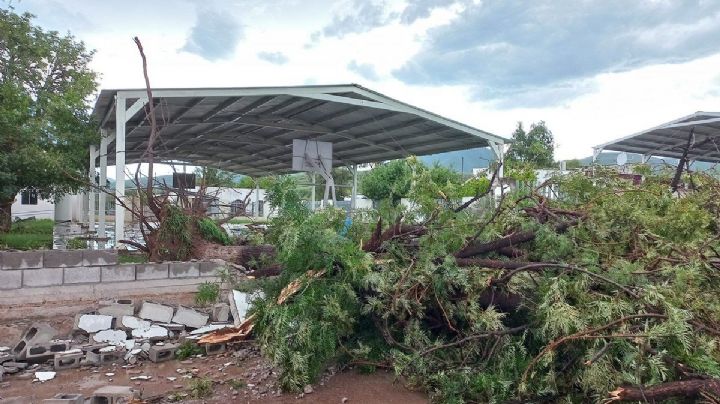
(249, 162, 720, 402)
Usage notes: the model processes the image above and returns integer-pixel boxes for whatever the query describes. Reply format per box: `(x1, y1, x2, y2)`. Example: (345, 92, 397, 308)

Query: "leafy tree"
(359, 159, 413, 204)
(505, 121, 555, 169)
(0, 9, 97, 232)
(565, 159, 583, 169)
(237, 175, 276, 189)
(196, 166, 236, 187)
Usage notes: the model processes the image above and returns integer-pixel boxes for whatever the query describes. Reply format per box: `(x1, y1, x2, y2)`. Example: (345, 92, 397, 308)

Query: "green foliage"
(505, 121, 555, 169)
(227, 379, 246, 390)
(0, 218, 53, 249)
(175, 341, 204, 360)
(255, 167, 720, 402)
(197, 217, 231, 245)
(360, 159, 413, 203)
(65, 237, 87, 250)
(156, 205, 192, 260)
(188, 378, 213, 398)
(0, 8, 98, 230)
(195, 282, 220, 306)
(118, 253, 148, 264)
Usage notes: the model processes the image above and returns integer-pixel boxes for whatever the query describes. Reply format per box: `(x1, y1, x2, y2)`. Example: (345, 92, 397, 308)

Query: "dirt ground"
(0, 294, 428, 404)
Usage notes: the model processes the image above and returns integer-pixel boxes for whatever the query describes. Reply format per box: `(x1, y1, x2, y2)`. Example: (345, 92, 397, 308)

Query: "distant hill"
(579, 152, 716, 171)
(419, 147, 495, 172)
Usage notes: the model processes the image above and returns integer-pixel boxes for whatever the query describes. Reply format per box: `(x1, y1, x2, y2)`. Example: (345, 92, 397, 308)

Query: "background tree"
(360, 159, 413, 204)
(505, 121, 555, 169)
(0, 9, 97, 232)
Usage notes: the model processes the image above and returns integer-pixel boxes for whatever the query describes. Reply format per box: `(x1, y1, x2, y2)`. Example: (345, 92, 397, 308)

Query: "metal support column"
(99, 130, 108, 244)
(351, 165, 358, 210)
(254, 182, 260, 218)
(310, 173, 316, 211)
(114, 97, 126, 247)
(88, 145, 97, 230)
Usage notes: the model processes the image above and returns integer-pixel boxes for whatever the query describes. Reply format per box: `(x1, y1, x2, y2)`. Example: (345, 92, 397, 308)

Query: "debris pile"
(0, 296, 257, 386)
(251, 167, 720, 402)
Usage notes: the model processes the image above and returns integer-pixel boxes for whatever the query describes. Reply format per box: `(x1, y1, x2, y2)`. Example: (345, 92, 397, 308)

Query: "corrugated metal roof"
(595, 112, 720, 163)
(92, 84, 505, 177)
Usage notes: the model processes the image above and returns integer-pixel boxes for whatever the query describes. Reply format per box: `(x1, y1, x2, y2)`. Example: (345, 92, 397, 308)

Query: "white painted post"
(99, 130, 108, 244)
(310, 173, 316, 211)
(351, 165, 358, 210)
(114, 97, 126, 247)
(254, 182, 260, 218)
(88, 145, 97, 230)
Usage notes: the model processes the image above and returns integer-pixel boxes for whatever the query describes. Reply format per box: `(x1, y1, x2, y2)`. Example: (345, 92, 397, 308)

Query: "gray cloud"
(400, 0, 457, 24)
(395, 0, 720, 106)
(181, 9, 243, 61)
(257, 51, 288, 65)
(347, 60, 380, 81)
(313, 0, 396, 40)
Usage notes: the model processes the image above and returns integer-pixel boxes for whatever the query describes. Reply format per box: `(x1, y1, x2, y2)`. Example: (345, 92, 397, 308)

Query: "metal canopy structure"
(88, 84, 507, 245)
(593, 111, 720, 163)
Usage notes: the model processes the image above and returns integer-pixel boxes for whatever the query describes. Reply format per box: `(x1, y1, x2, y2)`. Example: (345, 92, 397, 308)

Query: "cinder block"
(200, 259, 225, 277)
(138, 301, 174, 323)
(43, 393, 84, 403)
(25, 341, 71, 362)
(13, 323, 57, 359)
(212, 303, 230, 322)
(98, 299, 135, 317)
(53, 351, 84, 370)
(172, 306, 209, 328)
(1, 251, 43, 269)
(101, 264, 135, 282)
(86, 347, 125, 365)
(205, 343, 226, 355)
(43, 250, 83, 268)
(169, 262, 200, 278)
(135, 263, 168, 280)
(0, 270, 22, 290)
(91, 386, 139, 404)
(82, 250, 117, 266)
(63, 266, 101, 284)
(22, 267, 63, 287)
(148, 343, 178, 363)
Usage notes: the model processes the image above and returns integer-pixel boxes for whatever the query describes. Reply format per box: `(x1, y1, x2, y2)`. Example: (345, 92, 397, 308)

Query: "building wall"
(205, 187, 272, 218)
(11, 191, 54, 220)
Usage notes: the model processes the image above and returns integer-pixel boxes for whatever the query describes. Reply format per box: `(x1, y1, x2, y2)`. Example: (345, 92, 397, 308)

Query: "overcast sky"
(7, 0, 720, 162)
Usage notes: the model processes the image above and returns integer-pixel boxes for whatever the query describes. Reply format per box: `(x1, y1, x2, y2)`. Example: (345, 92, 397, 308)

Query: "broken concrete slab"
(98, 299, 135, 318)
(138, 301, 174, 323)
(120, 315, 151, 330)
(77, 314, 114, 333)
(171, 306, 209, 328)
(189, 323, 231, 335)
(131, 324, 169, 340)
(212, 303, 230, 322)
(228, 290, 250, 326)
(92, 329, 127, 346)
(35, 371, 56, 382)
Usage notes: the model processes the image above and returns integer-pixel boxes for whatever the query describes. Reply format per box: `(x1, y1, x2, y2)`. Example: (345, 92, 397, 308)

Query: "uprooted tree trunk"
(0, 197, 13, 233)
(609, 379, 720, 402)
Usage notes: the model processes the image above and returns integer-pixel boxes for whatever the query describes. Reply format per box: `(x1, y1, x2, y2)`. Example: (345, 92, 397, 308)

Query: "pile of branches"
(251, 164, 720, 402)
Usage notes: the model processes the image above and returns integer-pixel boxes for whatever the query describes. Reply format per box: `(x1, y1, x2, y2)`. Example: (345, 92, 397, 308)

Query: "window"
(230, 199, 245, 215)
(21, 190, 38, 205)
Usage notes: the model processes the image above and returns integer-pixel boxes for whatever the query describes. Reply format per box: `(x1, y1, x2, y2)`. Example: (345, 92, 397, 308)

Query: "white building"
(11, 190, 54, 221)
(204, 187, 272, 219)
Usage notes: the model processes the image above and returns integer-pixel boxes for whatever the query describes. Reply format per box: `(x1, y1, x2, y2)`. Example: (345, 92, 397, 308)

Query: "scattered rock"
(303, 384, 313, 394)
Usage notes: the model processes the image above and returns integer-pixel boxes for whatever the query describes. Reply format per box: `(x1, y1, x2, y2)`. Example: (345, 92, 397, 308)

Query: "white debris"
(190, 323, 231, 335)
(131, 325, 168, 339)
(0, 346, 11, 352)
(167, 376, 177, 382)
(93, 329, 128, 346)
(60, 348, 83, 354)
(124, 340, 136, 350)
(35, 371, 56, 382)
(105, 373, 115, 377)
(78, 314, 114, 333)
(121, 316, 152, 330)
(130, 375, 152, 381)
(99, 346, 117, 353)
(131, 348, 142, 355)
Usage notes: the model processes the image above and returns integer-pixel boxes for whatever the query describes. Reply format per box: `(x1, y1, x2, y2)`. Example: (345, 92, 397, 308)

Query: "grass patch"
(195, 281, 220, 306)
(118, 253, 148, 264)
(188, 378, 213, 398)
(0, 219, 53, 250)
(227, 379, 246, 390)
(175, 341, 204, 360)
(66, 237, 87, 249)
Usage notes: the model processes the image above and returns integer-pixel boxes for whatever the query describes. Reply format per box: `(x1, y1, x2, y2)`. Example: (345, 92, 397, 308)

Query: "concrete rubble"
(0, 298, 248, 389)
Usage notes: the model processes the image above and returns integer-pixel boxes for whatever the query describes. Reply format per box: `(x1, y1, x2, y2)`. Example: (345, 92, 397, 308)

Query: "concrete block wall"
(0, 250, 226, 291)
